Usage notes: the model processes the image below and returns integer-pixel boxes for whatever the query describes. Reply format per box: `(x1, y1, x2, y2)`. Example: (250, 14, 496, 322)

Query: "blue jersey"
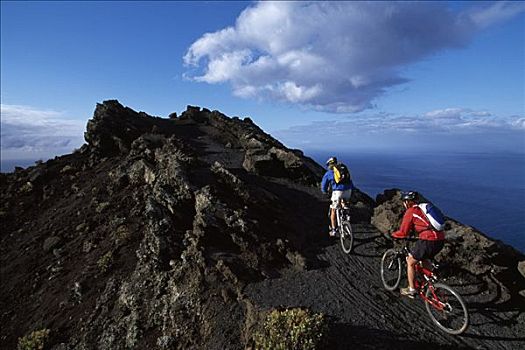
(321, 169, 353, 193)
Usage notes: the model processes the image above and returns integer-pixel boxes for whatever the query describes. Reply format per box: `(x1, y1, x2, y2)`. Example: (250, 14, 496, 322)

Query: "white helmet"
(326, 157, 337, 166)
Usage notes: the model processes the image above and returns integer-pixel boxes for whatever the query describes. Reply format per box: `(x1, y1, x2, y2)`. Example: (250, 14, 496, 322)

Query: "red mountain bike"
(380, 238, 469, 335)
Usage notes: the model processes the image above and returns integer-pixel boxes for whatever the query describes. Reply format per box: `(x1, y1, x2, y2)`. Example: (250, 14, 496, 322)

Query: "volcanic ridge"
(1, 100, 524, 349)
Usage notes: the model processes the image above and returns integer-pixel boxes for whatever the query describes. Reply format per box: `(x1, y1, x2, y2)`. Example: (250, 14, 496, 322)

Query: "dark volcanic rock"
(1, 101, 523, 350)
(0, 100, 334, 349)
(177, 105, 324, 185)
(85, 100, 146, 155)
(43, 236, 61, 252)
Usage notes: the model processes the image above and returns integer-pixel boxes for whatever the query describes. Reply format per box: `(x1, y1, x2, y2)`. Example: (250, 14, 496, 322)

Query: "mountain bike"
(380, 238, 469, 335)
(335, 205, 354, 254)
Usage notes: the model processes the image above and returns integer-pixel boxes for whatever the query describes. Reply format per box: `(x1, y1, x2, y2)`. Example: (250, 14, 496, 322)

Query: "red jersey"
(392, 205, 445, 241)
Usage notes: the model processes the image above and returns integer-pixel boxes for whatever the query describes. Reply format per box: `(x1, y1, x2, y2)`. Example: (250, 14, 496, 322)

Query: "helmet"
(326, 157, 337, 166)
(400, 191, 417, 201)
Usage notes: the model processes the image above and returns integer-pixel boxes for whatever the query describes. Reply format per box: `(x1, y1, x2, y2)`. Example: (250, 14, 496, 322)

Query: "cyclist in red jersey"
(391, 191, 445, 297)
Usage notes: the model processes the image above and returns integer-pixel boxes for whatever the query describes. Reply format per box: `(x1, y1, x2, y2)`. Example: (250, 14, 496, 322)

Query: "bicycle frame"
(424, 285, 447, 312)
(395, 243, 442, 305)
(414, 263, 447, 310)
(335, 207, 350, 228)
(328, 203, 350, 229)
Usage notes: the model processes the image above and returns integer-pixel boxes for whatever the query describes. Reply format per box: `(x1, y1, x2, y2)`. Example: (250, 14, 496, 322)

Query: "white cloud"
(511, 117, 525, 129)
(279, 81, 322, 103)
(275, 107, 525, 152)
(468, 1, 525, 29)
(425, 108, 467, 119)
(184, 1, 525, 113)
(423, 108, 495, 123)
(420, 108, 525, 131)
(0, 104, 86, 159)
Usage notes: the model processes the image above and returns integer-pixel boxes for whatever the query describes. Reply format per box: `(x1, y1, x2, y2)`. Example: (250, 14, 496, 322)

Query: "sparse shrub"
(17, 328, 50, 350)
(97, 251, 113, 273)
(253, 308, 327, 350)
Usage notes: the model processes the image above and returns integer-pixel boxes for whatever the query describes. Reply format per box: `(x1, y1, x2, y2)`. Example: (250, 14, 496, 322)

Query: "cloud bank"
(275, 108, 525, 152)
(1, 104, 85, 159)
(184, 1, 525, 113)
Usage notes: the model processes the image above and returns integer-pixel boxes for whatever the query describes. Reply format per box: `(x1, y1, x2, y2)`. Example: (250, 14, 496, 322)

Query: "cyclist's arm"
(321, 171, 331, 193)
(392, 208, 415, 238)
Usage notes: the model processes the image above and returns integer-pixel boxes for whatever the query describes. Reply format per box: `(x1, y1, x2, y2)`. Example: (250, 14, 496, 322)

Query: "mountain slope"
(1, 101, 523, 349)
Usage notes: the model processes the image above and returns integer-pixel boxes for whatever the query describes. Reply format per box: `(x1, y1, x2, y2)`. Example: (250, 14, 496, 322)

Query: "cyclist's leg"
(406, 254, 417, 290)
(408, 240, 427, 290)
(330, 207, 336, 230)
(331, 191, 342, 229)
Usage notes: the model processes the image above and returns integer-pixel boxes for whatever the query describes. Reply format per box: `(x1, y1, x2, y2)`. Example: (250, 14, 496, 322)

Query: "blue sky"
(1, 1, 524, 162)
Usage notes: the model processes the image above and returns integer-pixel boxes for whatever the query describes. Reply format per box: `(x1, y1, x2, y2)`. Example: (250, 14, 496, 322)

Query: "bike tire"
(380, 248, 402, 291)
(425, 282, 469, 335)
(340, 221, 353, 254)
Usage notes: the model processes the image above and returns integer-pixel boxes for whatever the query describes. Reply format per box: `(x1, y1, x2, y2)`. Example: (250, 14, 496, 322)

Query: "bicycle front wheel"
(340, 221, 353, 254)
(425, 283, 469, 335)
(380, 248, 402, 290)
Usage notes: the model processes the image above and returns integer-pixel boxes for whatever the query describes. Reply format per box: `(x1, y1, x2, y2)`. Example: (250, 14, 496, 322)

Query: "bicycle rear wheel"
(340, 221, 353, 254)
(425, 283, 469, 335)
(380, 248, 402, 290)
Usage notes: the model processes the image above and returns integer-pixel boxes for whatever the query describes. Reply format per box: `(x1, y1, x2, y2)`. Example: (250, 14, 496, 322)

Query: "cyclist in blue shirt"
(321, 157, 354, 236)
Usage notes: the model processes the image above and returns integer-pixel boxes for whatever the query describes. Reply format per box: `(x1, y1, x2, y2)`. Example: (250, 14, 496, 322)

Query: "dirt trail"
(244, 199, 525, 350)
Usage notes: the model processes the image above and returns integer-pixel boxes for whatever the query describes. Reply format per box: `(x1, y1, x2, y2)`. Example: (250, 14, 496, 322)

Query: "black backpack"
(333, 163, 351, 184)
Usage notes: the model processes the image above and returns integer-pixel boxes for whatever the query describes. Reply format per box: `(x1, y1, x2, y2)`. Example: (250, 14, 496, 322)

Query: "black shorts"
(410, 240, 444, 261)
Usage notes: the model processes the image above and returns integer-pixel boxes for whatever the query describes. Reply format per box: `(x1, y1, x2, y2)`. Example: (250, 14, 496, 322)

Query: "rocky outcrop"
(84, 101, 323, 186)
(371, 189, 405, 233)
(85, 100, 165, 156)
(176, 105, 324, 185)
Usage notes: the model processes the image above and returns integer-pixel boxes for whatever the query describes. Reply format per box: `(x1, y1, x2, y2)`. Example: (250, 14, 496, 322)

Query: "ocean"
(1, 159, 40, 173)
(2, 152, 525, 252)
(308, 151, 525, 253)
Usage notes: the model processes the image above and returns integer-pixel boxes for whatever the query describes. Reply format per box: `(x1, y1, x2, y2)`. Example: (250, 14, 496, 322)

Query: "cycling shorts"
(330, 190, 352, 209)
(410, 239, 445, 261)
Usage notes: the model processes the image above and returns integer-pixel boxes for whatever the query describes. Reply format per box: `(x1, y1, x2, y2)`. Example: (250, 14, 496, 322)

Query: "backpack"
(333, 163, 351, 184)
(418, 203, 446, 231)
